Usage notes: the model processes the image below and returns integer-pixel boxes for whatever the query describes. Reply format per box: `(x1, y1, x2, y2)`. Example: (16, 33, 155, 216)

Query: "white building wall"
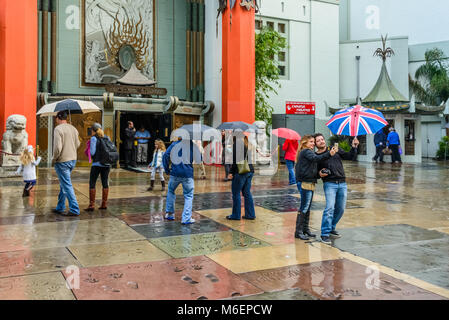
(258, 0, 340, 138)
(310, 0, 340, 135)
(340, 37, 409, 104)
(204, 0, 222, 127)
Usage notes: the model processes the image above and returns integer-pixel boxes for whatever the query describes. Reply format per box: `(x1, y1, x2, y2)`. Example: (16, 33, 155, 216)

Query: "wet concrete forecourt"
(0, 160, 448, 300)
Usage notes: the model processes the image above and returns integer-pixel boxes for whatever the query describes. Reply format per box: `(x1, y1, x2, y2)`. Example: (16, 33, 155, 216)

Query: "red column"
(222, 2, 255, 123)
(0, 0, 38, 147)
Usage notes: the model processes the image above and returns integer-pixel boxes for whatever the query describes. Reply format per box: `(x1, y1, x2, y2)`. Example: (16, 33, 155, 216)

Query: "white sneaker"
(164, 213, 175, 221)
(182, 218, 196, 225)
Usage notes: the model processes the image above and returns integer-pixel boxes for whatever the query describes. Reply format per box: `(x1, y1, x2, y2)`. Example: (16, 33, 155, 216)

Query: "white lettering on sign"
(65, 5, 80, 30)
(365, 5, 380, 30)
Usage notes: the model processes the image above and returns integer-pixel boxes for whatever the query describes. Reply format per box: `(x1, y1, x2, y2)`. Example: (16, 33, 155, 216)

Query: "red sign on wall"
(286, 101, 316, 115)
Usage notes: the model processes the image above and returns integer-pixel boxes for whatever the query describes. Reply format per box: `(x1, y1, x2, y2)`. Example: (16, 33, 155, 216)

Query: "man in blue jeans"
(163, 138, 201, 224)
(52, 111, 81, 216)
(314, 134, 359, 244)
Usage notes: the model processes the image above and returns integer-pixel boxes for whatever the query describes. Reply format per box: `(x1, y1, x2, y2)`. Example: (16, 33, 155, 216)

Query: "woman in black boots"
(85, 123, 111, 212)
(294, 135, 336, 240)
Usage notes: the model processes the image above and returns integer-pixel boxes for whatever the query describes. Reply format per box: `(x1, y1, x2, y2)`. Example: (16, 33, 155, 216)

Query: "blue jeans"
(286, 160, 296, 185)
(297, 182, 314, 213)
(166, 176, 194, 223)
(55, 161, 80, 215)
(231, 172, 255, 219)
(321, 182, 347, 237)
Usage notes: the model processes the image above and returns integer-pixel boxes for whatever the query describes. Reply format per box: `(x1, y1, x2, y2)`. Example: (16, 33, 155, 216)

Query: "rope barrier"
(0, 150, 21, 156)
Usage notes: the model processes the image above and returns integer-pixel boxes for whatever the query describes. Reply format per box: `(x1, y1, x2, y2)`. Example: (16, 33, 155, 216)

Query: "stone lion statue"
(253, 121, 268, 155)
(1, 115, 28, 166)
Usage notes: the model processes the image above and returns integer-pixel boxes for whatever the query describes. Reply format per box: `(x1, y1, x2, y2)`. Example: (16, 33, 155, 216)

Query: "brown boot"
(84, 189, 96, 212)
(147, 180, 155, 191)
(161, 180, 166, 191)
(99, 188, 109, 210)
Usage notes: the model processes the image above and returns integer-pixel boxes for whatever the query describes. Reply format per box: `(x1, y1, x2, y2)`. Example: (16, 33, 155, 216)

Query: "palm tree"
(409, 48, 449, 105)
(373, 34, 395, 61)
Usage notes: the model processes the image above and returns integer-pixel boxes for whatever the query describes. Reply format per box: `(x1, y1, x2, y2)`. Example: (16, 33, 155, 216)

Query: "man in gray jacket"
(52, 111, 81, 216)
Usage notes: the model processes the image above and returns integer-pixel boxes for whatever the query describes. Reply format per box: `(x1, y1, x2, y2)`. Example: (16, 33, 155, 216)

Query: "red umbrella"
(272, 128, 301, 141)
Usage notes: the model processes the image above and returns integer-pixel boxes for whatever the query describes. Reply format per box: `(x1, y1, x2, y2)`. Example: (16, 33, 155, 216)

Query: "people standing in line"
(226, 135, 256, 221)
(124, 121, 136, 168)
(283, 139, 299, 185)
(16, 145, 41, 197)
(372, 128, 387, 163)
(148, 139, 166, 191)
(315, 134, 359, 244)
(52, 111, 81, 217)
(222, 130, 233, 181)
(294, 135, 336, 240)
(163, 137, 201, 224)
(387, 127, 402, 163)
(85, 123, 111, 212)
(135, 126, 151, 165)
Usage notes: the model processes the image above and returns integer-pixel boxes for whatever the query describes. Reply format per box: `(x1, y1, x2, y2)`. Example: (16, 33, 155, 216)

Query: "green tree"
(409, 48, 449, 105)
(255, 26, 287, 128)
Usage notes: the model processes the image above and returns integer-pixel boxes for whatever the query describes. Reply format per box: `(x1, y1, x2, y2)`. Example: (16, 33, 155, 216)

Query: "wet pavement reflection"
(0, 160, 448, 300)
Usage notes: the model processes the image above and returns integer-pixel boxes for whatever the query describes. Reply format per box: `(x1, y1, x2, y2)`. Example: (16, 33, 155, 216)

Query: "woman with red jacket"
(283, 139, 299, 185)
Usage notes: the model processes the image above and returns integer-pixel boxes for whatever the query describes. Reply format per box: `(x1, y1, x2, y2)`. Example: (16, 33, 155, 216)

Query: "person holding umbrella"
(273, 128, 301, 186)
(226, 134, 257, 221)
(52, 111, 81, 216)
(315, 134, 359, 244)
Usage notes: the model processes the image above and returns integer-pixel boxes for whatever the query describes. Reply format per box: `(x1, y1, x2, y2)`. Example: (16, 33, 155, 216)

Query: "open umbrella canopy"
(272, 128, 301, 141)
(326, 105, 388, 137)
(37, 99, 101, 117)
(171, 124, 220, 141)
(216, 121, 256, 132)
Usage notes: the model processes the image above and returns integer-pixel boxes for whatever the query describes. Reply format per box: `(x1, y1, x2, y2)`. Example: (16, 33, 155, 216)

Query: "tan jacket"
(52, 123, 80, 163)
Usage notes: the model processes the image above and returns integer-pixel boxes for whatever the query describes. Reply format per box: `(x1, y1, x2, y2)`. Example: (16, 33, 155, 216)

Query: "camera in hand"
(321, 168, 331, 175)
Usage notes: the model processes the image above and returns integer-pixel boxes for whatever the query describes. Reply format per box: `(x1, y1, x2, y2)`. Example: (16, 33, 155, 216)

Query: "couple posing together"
(294, 133, 359, 244)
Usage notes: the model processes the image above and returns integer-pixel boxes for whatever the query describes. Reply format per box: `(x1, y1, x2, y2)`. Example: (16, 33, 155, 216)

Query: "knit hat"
(27, 145, 34, 153)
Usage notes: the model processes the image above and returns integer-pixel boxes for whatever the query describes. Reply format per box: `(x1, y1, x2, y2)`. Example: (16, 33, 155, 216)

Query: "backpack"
(97, 136, 119, 165)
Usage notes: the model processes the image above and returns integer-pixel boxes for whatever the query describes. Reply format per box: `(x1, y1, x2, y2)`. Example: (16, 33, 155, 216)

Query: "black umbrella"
(217, 121, 256, 132)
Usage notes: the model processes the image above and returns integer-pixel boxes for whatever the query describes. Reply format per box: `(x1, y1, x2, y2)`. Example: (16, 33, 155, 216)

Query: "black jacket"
(124, 127, 136, 150)
(295, 149, 331, 183)
(316, 147, 358, 183)
(230, 141, 255, 175)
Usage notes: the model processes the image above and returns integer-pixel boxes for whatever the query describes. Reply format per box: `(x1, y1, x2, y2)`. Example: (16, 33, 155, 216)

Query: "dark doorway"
(117, 112, 172, 165)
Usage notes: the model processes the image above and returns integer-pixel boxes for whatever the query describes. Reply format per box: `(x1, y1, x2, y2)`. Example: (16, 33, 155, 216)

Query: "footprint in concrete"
(192, 265, 203, 270)
(174, 267, 185, 273)
(205, 274, 219, 283)
(231, 292, 241, 297)
(197, 296, 208, 300)
(182, 275, 199, 285)
(382, 280, 402, 291)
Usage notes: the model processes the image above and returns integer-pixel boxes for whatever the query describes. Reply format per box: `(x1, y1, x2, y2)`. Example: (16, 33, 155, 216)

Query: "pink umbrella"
(272, 128, 301, 141)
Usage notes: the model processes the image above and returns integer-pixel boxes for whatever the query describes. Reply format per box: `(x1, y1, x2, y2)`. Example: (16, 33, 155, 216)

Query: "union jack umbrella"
(326, 105, 388, 137)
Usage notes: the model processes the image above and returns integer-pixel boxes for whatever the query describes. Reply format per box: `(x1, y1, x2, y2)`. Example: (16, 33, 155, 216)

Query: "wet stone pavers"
(0, 162, 449, 300)
(239, 259, 446, 300)
(333, 224, 449, 290)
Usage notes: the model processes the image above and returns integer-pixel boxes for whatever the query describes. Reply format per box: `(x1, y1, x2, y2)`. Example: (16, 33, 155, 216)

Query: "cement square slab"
(0, 247, 81, 278)
(207, 242, 341, 274)
(63, 256, 263, 300)
(149, 231, 270, 258)
(0, 272, 75, 300)
(228, 288, 317, 300)
(332, 224, 448, 250)
(68, 240, 172, 267)
(0, 218, 145, 252)
(132, 219, 231, 238)
(119, 211, 204, 226)
(240, 259, 446, 300)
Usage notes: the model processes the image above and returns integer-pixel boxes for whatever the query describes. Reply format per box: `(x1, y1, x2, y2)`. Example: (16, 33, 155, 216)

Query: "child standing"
(148, 139, 166, 191)
(16, 145, 42, 197)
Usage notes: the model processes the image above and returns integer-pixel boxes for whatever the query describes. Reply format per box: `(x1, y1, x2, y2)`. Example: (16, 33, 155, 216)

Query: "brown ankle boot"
(85, 189, 96, 212)
(99, 188, 109, 210)
(161, 180, 166, 191)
